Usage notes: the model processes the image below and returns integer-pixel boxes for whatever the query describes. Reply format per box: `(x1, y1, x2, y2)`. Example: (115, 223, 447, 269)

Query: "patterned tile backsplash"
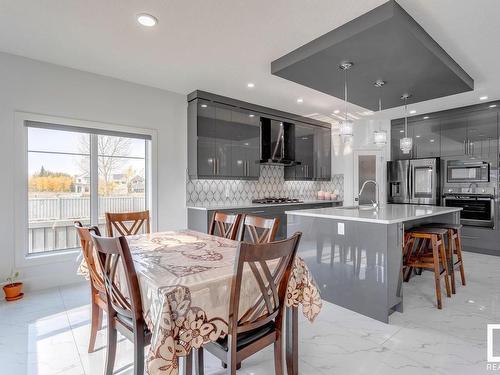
(186, 165, 344, 206)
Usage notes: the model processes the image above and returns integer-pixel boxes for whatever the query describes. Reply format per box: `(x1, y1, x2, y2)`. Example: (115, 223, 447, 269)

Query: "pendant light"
(339, 62, 354, 143)
(373, 80, 387, 147)
(400, 94, 413, 154)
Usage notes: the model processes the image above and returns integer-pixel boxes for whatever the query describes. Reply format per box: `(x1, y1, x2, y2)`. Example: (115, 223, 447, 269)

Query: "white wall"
(332, 119, 391, 206)
(0, 52, 187, 290)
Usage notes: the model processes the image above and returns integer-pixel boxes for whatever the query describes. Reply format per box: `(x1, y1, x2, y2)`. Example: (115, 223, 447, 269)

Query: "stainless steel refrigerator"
(387, 158, 441, 206)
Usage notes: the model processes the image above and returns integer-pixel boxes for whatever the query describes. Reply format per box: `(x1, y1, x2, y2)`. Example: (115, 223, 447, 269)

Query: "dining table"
(81, 229, 323, 375)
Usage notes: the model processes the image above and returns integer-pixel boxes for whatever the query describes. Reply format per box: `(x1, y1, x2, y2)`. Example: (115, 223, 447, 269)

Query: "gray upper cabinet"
(411, 117, 440, 158)
(466, 110, 498, 157)
(440, 115, 468, 157)
(315, 125, 332, 180)
(284, 122, 331, 181)
(188, 90, 332, 180)
(392, 102, 499, 162)
(286, 123, 314, 180)
(230, 107, 261, 179)
(188, 99, 260, 179)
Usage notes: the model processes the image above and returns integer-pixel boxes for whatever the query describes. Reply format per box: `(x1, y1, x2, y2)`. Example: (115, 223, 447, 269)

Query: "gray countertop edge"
(186, 199, 343, 211)
(285, 205, 462, 224)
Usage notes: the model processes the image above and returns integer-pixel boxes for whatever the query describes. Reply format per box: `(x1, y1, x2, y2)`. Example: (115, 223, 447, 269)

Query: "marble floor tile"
(0, 251, 498, 374)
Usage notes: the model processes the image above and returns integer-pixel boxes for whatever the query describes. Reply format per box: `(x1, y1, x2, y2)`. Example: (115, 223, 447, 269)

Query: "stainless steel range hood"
(260, 117, 298, 166)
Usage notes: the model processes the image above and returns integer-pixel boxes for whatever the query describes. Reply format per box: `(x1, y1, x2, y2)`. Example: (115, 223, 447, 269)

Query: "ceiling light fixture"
(249, 114, 255, 118)
(423, 116, 429, 120)
(489, 104, 497, 108)
(339, 62, 354, 143)
(297, 98, 304, 103)
(333, 110, 340, 114)
(400, 94, 413, 154)
(373, 80, 387, 147)
(480, 96, 488, 101)
(200, 104, 208, 108)
(409, 110, 417, 114)
(137, 13, 158, 27)
(247, 82, 255, 88)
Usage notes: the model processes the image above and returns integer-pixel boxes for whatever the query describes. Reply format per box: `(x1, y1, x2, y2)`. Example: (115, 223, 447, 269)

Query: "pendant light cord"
(344, 68, 348, 123)
(404, 96, 408, 137)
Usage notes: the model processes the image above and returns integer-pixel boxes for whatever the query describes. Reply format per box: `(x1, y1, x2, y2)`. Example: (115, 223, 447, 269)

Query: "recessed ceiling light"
(399, 130, 404, 133)
(247, 82, 255, 88)
(430, 139, 435, 143)
(423, 116, 429, 120)
(480, 96, 489, 101)
(416, 135, 421, 138)
(409, 110, 417, 114)
(249, 114, 255, 118)
(297, 98, 304, 103)
(137, 13, 158, 27)
(489, 104, 497, 108)
(333, 110, 340, 114)
(200, 104, 208, 108)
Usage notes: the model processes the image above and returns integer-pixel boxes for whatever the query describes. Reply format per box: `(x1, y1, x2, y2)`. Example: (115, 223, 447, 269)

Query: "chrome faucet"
(358, 180, 380, 209)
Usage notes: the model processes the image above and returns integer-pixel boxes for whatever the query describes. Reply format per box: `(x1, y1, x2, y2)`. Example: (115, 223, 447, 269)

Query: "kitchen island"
(286, 204, 462, 322)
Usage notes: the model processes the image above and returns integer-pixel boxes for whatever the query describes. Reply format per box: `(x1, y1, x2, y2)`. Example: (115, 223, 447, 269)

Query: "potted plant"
(3, 271, 23, 301)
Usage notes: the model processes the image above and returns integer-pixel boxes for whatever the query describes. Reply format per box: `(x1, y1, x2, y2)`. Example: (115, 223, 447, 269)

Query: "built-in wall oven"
(446, 160, 490, 183)
(443, 193, 495, 228)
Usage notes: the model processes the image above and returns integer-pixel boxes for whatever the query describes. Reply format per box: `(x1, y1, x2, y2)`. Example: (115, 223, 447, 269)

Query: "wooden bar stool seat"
(403, 227, 451, 309)
(422, 223, 466, 293)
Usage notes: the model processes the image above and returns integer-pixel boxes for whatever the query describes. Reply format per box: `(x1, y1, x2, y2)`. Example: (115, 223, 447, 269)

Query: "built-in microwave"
(446, 160, 490, 183)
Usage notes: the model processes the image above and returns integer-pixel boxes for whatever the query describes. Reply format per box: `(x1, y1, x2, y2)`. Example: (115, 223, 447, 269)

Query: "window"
(26, 121, 152, 255)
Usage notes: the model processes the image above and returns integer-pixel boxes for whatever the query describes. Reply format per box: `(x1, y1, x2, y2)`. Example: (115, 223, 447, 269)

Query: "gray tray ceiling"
(271, 0, 473, 111)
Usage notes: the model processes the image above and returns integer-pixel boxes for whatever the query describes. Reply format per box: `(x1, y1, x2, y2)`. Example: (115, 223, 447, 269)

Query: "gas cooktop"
(251, 197, 303, 204)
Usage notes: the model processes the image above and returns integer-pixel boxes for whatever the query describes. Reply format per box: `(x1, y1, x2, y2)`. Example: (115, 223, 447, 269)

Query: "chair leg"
(455, 231, 466, 286)
(134, 324, 145, 375)
(431, 237, 443, 309)
(88, 300, 99, 353)
(221, 361, 241, 370)
(105, 317, 117, 375)
(447, 230, 456, 294)
(439, 237, 451, 298)
(185, 351, 193, 375)
(195, 348, 204, 375)
(226, 336, 237, 375)
(274, 338, 284, 375)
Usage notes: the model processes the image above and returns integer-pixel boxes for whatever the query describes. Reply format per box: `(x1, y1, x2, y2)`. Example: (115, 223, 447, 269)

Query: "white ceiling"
(0, 0, 498, 122)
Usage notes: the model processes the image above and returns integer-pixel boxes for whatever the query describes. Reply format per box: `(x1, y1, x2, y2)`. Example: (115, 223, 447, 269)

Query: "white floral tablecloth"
(95, 230, 322, 375)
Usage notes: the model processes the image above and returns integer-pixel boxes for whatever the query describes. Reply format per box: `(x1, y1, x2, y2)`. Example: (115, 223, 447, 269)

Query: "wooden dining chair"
(208, 212, 242, 241)
(105, 210, 151, 237)
(90, 232, 152, 375)
(196, 232, 302, 375)
(239, 215, 280, 244)
(74, 221, 106, 353)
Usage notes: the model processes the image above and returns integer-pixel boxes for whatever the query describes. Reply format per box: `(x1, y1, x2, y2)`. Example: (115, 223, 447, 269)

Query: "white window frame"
(14, 112, 158, 267)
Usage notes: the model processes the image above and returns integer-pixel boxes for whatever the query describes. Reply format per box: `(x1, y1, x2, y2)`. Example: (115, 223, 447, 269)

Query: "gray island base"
(286, 204, 462, 323)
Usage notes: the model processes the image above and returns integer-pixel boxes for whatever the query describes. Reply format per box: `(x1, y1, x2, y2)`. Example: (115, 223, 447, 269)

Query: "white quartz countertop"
(285, 204, 462, 224)
(187, 199, 343, 211)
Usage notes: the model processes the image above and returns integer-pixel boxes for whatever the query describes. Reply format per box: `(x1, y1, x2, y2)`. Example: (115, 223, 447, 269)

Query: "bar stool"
(403, 227, 451, 309)
(423, 223, 466, 294)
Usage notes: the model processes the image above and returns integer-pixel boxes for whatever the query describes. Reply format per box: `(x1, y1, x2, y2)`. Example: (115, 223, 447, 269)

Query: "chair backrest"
(105, 210, 150, 237)
(90, 232, 144, 323)
(74, 221, 105, 293)
(239, 215, 280, 244)
(229, 232, 302, 335)
(208, 212, 242, 241)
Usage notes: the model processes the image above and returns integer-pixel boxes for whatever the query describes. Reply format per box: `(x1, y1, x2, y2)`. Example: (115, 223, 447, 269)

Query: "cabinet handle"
(213, 158, 216, 175)
(245, 161, 248, 176)
(216, 159, 219, 175)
